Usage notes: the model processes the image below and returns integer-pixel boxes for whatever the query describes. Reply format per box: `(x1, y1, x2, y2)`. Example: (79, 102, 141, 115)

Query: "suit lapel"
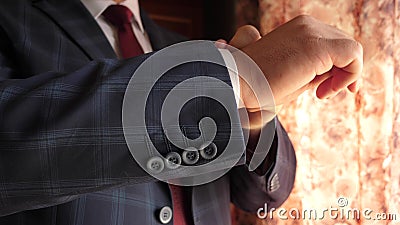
(32, 0, 116, 59)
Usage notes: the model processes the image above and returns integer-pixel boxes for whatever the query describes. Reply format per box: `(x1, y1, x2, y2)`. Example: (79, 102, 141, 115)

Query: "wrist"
(230, 47, 280, 129)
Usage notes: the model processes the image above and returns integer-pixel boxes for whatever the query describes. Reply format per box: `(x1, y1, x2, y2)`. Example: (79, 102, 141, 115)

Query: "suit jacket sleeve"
(0, 37, 239, 215)
(230, 118, 297, 212)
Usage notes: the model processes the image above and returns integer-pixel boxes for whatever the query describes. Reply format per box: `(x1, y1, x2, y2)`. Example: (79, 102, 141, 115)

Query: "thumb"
(229, 25, 261, 49)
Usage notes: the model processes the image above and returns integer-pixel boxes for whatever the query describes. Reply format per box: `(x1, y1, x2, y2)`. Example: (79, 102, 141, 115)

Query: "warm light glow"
(232, 0, 400, 225)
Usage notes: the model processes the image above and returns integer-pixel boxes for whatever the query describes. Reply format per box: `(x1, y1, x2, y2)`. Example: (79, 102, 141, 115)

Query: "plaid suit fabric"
(0, 0, 296, 224)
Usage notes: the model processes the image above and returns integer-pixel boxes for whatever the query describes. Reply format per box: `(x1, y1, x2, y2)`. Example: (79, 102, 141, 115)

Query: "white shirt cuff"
(218, 48, 242, 109)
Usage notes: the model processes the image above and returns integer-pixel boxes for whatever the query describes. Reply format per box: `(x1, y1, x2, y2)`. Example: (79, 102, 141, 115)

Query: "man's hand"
(233, 15, 363, 109)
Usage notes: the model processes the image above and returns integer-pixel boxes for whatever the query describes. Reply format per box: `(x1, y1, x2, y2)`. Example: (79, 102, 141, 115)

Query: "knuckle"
(293, 14, 318, 27)
(294, 14, 315, 22)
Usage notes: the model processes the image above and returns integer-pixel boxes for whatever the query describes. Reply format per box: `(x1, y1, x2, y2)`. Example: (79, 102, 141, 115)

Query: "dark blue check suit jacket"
(0, 0, 296, 224)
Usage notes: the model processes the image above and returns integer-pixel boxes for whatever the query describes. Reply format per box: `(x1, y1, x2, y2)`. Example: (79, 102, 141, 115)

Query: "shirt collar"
(81, 0, 145, 33)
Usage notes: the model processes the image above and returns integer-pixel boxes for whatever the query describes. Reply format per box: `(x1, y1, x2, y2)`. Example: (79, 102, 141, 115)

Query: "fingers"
(316, 39, 363, 98)
(316, 76, 336, 99)
(229, 25, 261, 49)
(316, 67, 362, 99)
(312, 71, 336, 99)
(332, 62, 362, 92)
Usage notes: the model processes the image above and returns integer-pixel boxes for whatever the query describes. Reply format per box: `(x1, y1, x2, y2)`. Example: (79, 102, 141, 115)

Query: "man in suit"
(0, 0, 362, 224)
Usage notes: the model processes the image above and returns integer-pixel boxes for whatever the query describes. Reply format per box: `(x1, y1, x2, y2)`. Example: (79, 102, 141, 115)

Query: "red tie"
(169, 184, 193, 225)
(102, 5, 144, 58)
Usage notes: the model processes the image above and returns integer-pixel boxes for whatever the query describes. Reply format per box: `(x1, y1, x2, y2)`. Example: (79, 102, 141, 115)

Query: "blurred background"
(140, 0, 400, 224)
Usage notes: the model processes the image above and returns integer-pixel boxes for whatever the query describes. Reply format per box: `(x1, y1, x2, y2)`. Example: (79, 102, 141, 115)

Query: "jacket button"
(165, 152, 182, 169)
(159, 206, 173, 224)
(146, 156, 164, 174)
(199, 142, 217, 160)
(182, 147, 199, 165)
